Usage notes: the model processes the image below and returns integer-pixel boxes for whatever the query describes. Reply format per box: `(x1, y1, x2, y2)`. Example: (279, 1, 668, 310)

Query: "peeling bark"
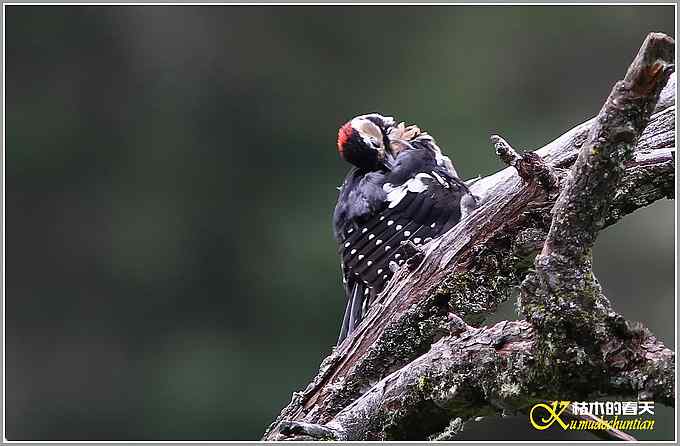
(263, 33, 675, 442)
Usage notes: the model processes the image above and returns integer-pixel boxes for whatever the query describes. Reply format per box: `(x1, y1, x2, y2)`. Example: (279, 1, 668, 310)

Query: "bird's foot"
(399, 240, 425, 271)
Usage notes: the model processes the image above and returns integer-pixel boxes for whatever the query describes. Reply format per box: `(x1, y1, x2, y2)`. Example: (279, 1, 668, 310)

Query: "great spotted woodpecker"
(333, 113, 477, 345)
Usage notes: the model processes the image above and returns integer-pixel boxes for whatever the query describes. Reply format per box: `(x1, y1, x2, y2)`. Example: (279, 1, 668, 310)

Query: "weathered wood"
(540, 32, 674, 269)
(274, 319, 671, 441)
(263, 34, 675, 441)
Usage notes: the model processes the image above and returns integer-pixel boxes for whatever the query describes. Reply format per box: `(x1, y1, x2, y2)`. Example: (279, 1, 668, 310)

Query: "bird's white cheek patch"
(383, 173, 431, 208)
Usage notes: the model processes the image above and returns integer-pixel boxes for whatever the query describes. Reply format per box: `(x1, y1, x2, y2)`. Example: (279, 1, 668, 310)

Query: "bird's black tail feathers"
(337, 281, 366, 345)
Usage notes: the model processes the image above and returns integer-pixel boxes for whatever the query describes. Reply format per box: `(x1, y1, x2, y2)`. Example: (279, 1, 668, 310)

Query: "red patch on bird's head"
(337, 122, 353, 158)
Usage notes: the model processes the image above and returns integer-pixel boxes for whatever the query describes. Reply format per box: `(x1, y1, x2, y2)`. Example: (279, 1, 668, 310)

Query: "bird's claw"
(399, 240, 425, 270)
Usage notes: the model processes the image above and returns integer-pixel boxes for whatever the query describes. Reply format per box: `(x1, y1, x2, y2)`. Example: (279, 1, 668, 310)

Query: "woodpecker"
(333, 113, 477, 345)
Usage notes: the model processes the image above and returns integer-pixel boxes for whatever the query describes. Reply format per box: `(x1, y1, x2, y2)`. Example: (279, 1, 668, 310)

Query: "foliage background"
(6, 5, 675, 441)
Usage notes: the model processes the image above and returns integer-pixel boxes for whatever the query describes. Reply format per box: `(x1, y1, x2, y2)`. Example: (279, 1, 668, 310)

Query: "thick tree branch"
(538, 32, 674, 289)
(272, 318, 671, 441)
(264, 33, 675, 441)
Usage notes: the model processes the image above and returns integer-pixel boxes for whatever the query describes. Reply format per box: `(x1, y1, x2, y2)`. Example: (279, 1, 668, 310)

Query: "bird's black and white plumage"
(333, 113, 477, 345)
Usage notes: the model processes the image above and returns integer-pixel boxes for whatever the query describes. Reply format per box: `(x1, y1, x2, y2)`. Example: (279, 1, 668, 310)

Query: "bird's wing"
(336, 170, 470, 344)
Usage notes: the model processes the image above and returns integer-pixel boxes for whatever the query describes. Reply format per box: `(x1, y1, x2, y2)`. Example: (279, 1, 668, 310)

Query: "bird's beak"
(384, 138, 394, 156)
(381, 147, 394, 171)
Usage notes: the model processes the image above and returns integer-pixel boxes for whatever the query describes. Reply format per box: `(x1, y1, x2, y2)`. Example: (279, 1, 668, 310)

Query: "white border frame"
(1, 2, 676, 444)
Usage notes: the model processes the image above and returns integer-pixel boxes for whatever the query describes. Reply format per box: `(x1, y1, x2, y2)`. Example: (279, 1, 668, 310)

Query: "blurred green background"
(6, 5, 675, 441)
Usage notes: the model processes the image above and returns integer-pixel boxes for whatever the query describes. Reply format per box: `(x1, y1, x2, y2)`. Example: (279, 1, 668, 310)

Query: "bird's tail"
(337, 282, 365, 345)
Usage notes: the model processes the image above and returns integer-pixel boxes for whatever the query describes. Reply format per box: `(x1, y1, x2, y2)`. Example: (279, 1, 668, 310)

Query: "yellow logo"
(529, 400, 656, 432)
(529, 400, 571, 430)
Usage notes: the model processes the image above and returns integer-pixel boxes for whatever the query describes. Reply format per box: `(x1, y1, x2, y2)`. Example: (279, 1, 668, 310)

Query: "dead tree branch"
(264, 33, 675, 441)
(491, 134, 560, 192)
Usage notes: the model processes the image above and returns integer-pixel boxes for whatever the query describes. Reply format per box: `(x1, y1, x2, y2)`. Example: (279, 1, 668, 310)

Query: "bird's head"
(337, 113, 396, 171)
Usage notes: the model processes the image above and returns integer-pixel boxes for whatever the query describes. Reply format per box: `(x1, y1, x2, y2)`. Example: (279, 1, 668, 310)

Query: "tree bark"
(263, 33, 676, 442)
